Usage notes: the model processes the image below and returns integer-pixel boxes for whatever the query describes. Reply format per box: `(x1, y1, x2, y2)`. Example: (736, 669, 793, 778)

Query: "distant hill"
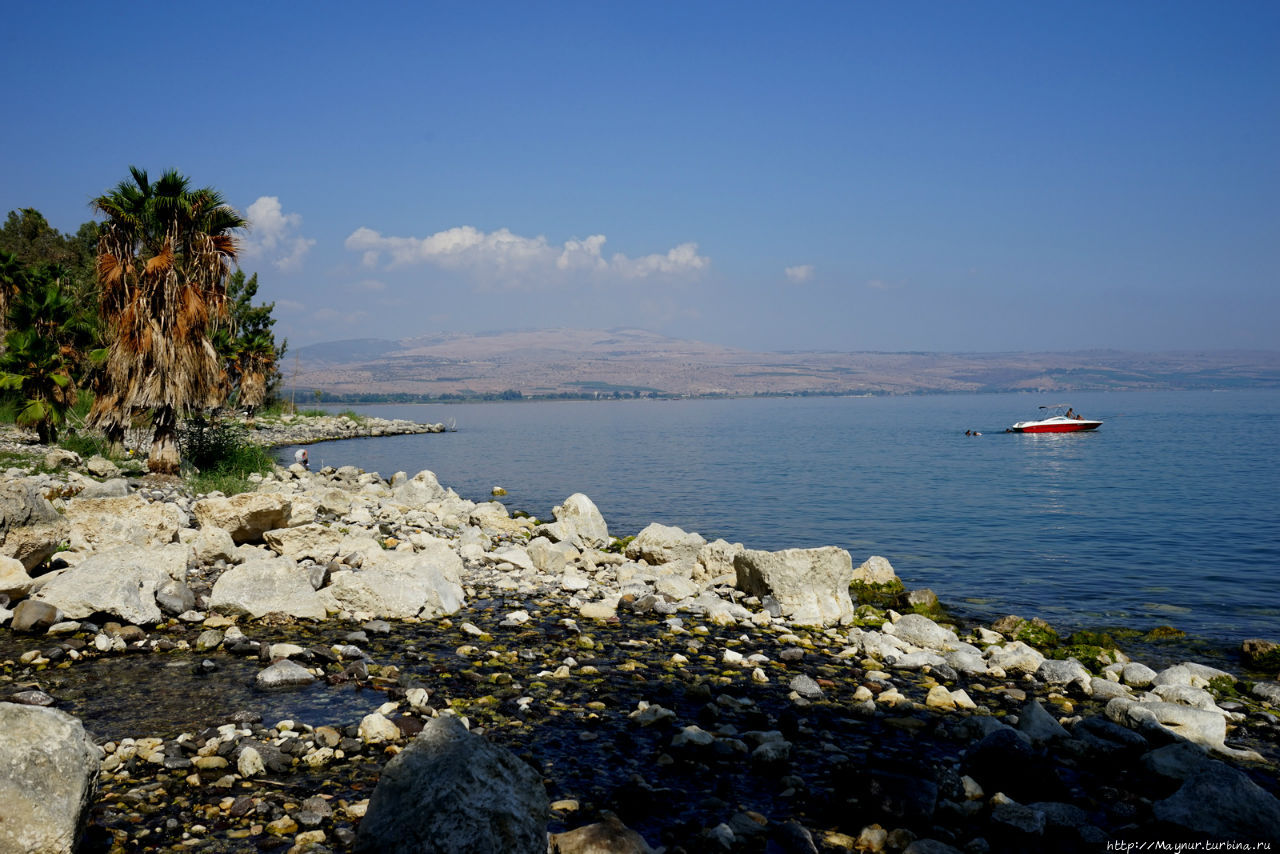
(286, 329, 1280, 400)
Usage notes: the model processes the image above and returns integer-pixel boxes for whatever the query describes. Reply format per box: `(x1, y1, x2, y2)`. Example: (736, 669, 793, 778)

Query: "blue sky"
(3, 1, 1277, 352)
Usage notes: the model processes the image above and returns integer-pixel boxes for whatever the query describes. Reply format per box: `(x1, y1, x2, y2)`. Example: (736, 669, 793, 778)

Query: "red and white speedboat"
(1008, 405, 1102, 433)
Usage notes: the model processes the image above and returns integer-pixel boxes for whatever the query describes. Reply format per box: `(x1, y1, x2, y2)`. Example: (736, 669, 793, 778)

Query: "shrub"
(180, 414, 273, 495)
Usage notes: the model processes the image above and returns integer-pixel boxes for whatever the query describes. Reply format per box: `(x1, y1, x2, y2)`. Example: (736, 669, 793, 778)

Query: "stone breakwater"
(245, 413, 451, 448)
(0, 453, 1278, 852)
(0, 412, 447, 465)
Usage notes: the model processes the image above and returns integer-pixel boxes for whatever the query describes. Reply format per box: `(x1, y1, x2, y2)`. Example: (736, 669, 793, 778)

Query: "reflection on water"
(35, 652, 386, 741)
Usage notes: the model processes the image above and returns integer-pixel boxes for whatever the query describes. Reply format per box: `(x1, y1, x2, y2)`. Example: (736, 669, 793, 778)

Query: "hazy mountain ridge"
(289, 330, 1280, 399)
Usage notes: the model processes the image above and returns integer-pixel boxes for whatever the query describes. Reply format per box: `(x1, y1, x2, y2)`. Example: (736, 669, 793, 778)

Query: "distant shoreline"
(287, 385, 1280, 406)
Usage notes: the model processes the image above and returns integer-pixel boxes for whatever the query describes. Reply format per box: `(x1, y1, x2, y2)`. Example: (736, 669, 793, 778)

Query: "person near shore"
(294, 448, 309, 470)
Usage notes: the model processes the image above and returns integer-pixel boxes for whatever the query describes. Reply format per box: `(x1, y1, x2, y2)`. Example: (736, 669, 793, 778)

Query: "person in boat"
(1065, 407, 1075, 419)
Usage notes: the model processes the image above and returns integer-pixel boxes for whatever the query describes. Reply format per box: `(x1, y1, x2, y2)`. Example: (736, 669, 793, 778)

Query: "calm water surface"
(283, 390, 1280, 645)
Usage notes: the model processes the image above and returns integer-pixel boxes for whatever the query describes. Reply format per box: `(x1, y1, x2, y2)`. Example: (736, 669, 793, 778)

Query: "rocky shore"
(0, 412, 447, 467)
(1, 420, 1279, 852)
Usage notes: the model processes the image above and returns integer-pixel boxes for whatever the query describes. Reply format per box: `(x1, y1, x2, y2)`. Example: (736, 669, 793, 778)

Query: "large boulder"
(733, 546, 854, 626)
(526, 536, 578, 574)
(31, 544, 191, 626)
(625, 522, 706, 566)
(469, 502, 528, 536)
(697, 539, 744, 582)
(391, 469, 449, 507)
(263, 523, 346, 563)
(0, 555, 35, 599)
(325, 550, 464, 619)
(63, 494, 185, 552)
(1153, 760, 1280, 842)
(354, 715, 548, 854)
(177, 526, 238, 565)
(537, 493, 609, 550)
(886, 613, 964, 651)
(0, 480, 69, 570)
(192, 493, 294, 544)
(1105, 697, 1259, 760)
(208, 556, 328, 620)
(0, 703, 101, 854)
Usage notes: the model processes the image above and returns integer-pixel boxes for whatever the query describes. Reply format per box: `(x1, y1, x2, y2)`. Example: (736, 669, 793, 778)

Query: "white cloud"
(344, 225, 709, 287)
(242, 196, 316, 272)
(867, 279, 891, 290)
(354, 279, 387, 292)
(785, 264, 814, 284)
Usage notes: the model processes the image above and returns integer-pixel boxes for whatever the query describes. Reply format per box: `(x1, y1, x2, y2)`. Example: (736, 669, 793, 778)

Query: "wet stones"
(256, 659, 317, 689)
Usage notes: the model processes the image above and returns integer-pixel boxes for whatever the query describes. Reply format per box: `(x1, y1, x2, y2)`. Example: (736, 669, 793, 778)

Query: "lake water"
(279, 390, 1280, 647)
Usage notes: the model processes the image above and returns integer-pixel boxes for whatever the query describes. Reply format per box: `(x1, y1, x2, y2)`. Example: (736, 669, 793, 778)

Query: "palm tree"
(233, 330, 278, 417)
(90, 167, 246, 473)
(0, 250, 24, 344)
(0, 269, 87, 444)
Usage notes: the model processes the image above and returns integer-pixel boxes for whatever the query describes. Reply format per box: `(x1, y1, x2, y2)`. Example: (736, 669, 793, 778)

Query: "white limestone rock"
(32, 544, 191, 626)
(733, 546, 854, 626)
(0, 702, 101, 854)
(0, 480, 71, 570)
(1036, 658, 1094, 695)
(852, 555, 899, 585)
(209, 556, 328, 620)
(0, 555, 35, 600)
(390, 469, 449, 508)
(1121, 662, 1158, 687)
(359, 712, 402, 744)
(697, 539, 744, 583)
(193, 493, 294, 544)
(178, 525, 238, 565)
(263, 523, 347, 563)
(324, 563, 465, 620)
(526, 536, 578, 574)
(64, 494, 186, 552)
(885, 613, 963, 651)
(625, 522, 706, 566)
(986, 641, 1046, 674)
(538, 493, 610, 550)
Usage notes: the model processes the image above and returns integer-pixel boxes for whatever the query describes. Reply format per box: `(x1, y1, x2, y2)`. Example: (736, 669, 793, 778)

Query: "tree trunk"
(148, 408, 181, 474)
(103, 422, 125, 456)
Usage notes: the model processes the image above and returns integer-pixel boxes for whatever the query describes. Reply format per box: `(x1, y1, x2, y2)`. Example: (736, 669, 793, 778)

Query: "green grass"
(181, 416, 275, 496)
(57, 430, 123, 461)
(0, 449, 37, 469)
